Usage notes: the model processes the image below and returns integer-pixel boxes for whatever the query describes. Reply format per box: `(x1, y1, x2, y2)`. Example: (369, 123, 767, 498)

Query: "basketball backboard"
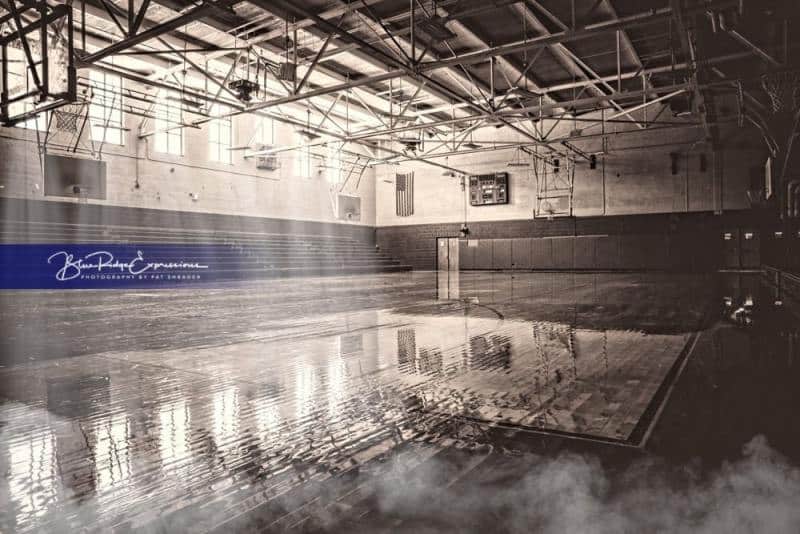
(0, 2, 76, 127)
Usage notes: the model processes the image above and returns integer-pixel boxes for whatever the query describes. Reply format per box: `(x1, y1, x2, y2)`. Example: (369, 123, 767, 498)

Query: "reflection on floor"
(1, 271, 796, 532)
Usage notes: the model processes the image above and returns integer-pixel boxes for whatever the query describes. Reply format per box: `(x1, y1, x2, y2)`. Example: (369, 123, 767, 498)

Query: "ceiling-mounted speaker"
(552, 158, 560, 173)
(590, 154, 597, 170)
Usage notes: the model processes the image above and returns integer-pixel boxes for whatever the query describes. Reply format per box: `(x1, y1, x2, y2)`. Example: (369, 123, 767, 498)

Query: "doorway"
(437, 237, 460, 300)
(437, 237, 459, 271)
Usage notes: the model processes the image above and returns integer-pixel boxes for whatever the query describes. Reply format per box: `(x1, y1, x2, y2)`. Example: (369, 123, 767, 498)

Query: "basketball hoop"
(53, 103, 84, 133)
(70, 184, 90, 204)
(761, 70, 800, 114)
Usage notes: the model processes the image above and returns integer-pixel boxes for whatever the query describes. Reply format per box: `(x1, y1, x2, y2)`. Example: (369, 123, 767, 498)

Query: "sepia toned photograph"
(1, 0, 799, 532)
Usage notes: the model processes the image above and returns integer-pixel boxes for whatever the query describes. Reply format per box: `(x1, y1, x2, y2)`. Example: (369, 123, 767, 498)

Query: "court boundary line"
(636, 331, 702, 449)
(446, 414, 642, 449)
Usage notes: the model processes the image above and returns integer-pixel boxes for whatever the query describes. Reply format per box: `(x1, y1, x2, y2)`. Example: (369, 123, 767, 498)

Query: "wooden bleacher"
(0, 220, 412, 279)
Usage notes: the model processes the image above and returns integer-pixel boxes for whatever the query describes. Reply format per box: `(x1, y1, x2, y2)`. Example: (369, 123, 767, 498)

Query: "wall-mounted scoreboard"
(469, 172, 509, 206)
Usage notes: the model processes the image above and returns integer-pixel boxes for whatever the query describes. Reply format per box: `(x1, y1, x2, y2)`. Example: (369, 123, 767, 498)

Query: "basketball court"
(2, 0, 800, 532)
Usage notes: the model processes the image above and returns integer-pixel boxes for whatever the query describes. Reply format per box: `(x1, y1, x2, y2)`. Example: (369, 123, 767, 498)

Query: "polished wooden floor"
(1, 271, 795, 532)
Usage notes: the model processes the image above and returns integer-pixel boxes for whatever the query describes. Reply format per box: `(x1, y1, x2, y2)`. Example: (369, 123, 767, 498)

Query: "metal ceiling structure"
(2, 0, 800, 204)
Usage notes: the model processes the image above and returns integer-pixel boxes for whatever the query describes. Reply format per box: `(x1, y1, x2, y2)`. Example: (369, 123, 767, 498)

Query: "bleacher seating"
(0, 220, 412, 279)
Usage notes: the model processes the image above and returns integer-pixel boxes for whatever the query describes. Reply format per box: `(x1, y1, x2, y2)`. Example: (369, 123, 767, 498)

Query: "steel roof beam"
(512, 2, 643, 128)
(72, 2, 387, 128)
(81, 0, 243, 64)
(252, 0, 564, 155)
(419, 0, 739, 70)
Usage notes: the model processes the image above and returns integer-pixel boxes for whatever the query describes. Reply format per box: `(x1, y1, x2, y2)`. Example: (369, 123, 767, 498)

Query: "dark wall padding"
(531, 237, 553, 269)
(459, 240, 475, 269)
(376, 210, 776, 271)
(551, 237, 574, 269)
(0, 197, 374, 244)
(458, 234, 708, 271)
(511, 238, 532, 269)
(740, 230, 761, 269)
(595, 235, 619, 270)
(573, 236, 595, 269)
(762, 225, 800, 275)
(474, 240, 492, 269)
(492, 239, 512, 269)
(722, 229, 741, 269)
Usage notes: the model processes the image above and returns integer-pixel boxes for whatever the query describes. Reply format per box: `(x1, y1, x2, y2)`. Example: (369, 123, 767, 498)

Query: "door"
(437, 237, 460, 299)
(437, 237, 459, 271)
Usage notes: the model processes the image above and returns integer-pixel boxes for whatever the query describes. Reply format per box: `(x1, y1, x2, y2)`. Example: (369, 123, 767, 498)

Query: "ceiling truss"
(0, 0, 793, 175)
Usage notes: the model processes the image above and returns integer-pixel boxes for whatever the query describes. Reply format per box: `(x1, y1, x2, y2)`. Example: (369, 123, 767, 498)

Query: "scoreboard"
(469, 172, 509, 206)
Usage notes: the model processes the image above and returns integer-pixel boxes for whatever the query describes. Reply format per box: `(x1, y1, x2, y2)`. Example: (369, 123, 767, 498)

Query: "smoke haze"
(2, 399, 800, 533)
(367, 435, 800, 534)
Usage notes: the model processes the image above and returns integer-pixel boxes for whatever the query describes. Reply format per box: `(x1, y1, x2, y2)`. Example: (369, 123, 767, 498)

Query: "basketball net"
(53, 103, 82, 133)
(43, 101, 95, 156)
(761, 70, 800, 114)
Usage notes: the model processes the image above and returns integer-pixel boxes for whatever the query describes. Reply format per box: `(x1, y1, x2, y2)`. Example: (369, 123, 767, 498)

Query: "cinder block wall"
(0, 111, 375, 239)
(0, 197, 375, 243)
(376, 126, 760, 227)
(375, 112, 769, 270)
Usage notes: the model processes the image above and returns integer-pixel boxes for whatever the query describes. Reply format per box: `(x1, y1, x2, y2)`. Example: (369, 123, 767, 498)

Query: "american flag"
(396, 172, 414, 216)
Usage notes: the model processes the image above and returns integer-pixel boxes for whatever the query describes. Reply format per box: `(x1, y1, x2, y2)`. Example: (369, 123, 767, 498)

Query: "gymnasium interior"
(1, 0, 800, 532)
